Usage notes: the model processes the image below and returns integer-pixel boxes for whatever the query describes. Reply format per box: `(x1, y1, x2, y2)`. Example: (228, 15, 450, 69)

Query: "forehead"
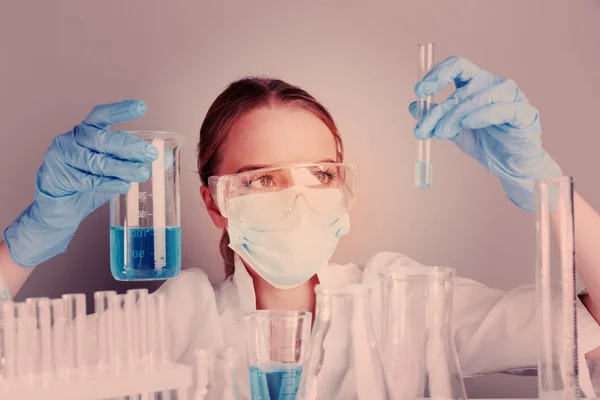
(218, 106, 338, 175)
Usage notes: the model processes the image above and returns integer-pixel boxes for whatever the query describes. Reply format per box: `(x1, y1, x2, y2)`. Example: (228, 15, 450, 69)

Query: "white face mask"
(227, 187, 351, 289)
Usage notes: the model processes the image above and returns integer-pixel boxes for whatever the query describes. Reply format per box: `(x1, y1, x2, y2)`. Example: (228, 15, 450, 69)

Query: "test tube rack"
(0, 289, 192, 400)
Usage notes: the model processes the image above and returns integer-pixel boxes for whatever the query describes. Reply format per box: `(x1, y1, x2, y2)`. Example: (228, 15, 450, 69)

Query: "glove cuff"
(4, 203, 70, 268)
(499, 152, 562, 212)
(499, 178, 537, 212)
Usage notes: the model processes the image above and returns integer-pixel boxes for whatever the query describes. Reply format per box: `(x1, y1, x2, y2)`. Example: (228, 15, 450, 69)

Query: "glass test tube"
(148, 292, 169, 366)
(123, 292, 136, 368)
(94, 291, 117, 369)
(110, 294, 127, 373)
(126, 289, 149, 367)
(61, 294, 87, 377)
(50, 299, 66, 376)
(32, 298, 52, 382)
(15, 302, 33, 380)
(1, 301, 16, 380)
(24, 297, 50, 377)
(535, 176, 581, 399)
(415, 42, 435, 191)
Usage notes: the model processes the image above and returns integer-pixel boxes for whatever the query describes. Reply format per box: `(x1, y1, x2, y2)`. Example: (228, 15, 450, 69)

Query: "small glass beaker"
(239, 310, 311, 400)
(297, 284, 389, 400)
(110, 131, 185, 281)
(378, 266, 466, 400)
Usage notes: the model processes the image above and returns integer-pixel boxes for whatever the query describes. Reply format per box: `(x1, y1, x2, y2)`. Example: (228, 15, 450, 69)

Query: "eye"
(244, 174, 275, 190)
(258, 175, 274, 187)
(315, 172, 330, 184)
(314, 169, 337, 185)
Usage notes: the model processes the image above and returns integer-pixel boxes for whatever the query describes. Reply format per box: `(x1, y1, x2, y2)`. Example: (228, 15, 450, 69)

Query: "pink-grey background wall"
(1, 0, 598, 397)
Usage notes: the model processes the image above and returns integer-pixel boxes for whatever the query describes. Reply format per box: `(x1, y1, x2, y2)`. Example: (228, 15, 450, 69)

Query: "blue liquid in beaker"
(249, 364, 302, 400)
(415, 160, 432, 190)
(110, 226, 181, 281)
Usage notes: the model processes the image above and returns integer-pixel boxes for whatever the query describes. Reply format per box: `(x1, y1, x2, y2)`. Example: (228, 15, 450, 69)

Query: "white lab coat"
(155, 251, 600, 397)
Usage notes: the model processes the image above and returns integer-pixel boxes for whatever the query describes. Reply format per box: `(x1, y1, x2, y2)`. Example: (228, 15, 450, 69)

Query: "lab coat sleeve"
(153, 267, 225, 366)
(452, 278, 600, 396)
(361, 251, 600, 397)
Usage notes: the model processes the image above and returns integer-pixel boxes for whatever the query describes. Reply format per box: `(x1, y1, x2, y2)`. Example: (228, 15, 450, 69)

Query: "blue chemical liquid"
(110, 226, 181, 281)
(415, 160, 432, 190)
(249, 364, 302, 400)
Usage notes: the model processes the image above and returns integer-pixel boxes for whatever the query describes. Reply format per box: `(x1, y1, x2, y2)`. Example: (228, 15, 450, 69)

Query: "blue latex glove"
(409, 56, 562, 211)
(4, 100, 158, 268)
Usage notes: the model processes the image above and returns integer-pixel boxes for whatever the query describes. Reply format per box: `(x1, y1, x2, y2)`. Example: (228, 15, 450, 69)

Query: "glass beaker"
(239, 310, 311, 400)
(297, 284, 389, 400)
(379, 266, 466, 400)
(110, 130, 184, 281)
(535, 176, 582, 399)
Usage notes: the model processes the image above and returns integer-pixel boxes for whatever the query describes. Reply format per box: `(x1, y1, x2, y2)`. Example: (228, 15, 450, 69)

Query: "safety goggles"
(208, 162, 358, 221)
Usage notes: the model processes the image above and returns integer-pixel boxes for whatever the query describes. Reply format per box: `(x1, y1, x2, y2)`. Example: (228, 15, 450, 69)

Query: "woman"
(2, 56, 600, 395)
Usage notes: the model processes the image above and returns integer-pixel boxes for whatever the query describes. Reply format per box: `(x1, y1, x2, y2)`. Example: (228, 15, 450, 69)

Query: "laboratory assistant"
(2, 56, 600, 396)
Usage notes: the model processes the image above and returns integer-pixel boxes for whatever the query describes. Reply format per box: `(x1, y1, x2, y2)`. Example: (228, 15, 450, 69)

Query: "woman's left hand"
(409, 56, 561, 211)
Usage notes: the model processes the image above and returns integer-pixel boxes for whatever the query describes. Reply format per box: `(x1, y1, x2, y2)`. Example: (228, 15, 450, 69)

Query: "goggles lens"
(208, 163, 358, 220)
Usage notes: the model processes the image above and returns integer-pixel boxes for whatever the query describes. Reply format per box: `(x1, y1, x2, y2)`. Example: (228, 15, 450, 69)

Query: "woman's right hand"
(3, 100, 157, 268)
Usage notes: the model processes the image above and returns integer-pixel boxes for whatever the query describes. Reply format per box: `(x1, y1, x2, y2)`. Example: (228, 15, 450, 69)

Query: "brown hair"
(197, 76, 344, 277)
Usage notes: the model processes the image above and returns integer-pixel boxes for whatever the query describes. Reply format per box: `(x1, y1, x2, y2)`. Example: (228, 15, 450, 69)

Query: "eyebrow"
(235, 159, 336, 174)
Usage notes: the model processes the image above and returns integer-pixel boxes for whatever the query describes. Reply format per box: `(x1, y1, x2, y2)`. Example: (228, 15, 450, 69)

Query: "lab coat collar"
(232, 253, 335, 314)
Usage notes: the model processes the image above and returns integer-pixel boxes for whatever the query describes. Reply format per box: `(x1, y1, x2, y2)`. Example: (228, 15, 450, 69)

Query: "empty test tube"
(155, 293, 169, 362)
(61, 294, 87, 377)
(15, 302, 33, 380)
(147, 294, 157, 367)
(110, 294, 128, 373)
(25, 297, 50, 376)
(147, 293, 168, 367)
(125, 289, 149, 367)
(50, 299, 66, 376)
(415, 42, 435, 191)
(34, 298, 52, 382)
(95, 291, 117, 369)
(1, 301, 16, 380)
(123, 292, 136, 368)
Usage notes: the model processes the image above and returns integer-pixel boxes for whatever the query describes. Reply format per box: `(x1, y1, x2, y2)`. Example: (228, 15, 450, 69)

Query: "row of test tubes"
(0, 289, 179, 399)
(0, 294, 87, 386)
(94, 289, 170, 372)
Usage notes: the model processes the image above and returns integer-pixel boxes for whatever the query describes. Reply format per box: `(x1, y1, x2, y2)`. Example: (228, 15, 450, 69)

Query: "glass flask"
(238, 310, 311, 400)
(110, 130, 185, 281)
(297, 284, 389, 400)
(379, 266, 466, 400)
(535, 176, 582, 399)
